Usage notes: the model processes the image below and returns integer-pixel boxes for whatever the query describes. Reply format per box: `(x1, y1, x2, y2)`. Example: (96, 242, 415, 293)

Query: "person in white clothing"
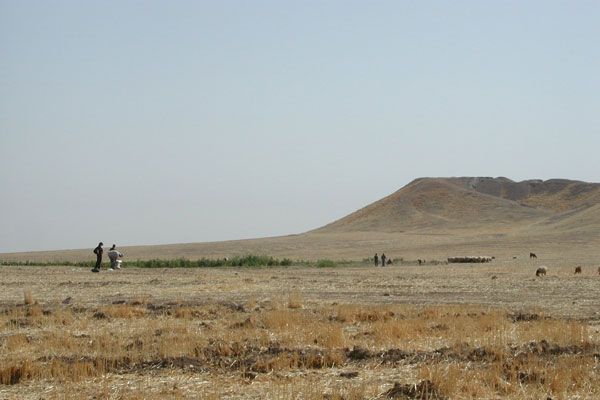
(107, 244, 124, 270)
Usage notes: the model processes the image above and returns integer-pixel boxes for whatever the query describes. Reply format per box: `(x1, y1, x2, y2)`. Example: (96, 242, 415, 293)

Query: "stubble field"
(1, 260, 599, 399)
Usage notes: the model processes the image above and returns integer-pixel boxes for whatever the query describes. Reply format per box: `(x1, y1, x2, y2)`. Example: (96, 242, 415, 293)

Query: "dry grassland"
(1, 262, 600, 399)
(3, 230, 599, 264)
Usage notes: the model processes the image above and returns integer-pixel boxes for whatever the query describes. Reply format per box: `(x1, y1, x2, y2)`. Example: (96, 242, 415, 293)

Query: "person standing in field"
(381, 253, 387, 267)
(92, 242, 103, 272)
(107, 244, 123, 270)
(374, 253, 379, 267)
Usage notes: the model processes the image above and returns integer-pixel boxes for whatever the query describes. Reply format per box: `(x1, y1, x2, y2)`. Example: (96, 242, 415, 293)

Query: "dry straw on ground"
(1, 262, 600, 399)
(1, 299, 599, 399)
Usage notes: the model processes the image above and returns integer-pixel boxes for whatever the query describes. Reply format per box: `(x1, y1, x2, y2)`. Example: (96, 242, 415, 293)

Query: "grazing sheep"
(530, 253, 537, 259)
(535, 266, 547, 277)
(575, 266, 582, 274)
(447, 256, 492, 263)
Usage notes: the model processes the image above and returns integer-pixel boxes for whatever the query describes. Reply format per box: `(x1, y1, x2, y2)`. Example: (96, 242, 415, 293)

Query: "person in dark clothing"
(381, 253, 387, 267)
(92, 242, 103, 272)
(374, 253, 379, 267)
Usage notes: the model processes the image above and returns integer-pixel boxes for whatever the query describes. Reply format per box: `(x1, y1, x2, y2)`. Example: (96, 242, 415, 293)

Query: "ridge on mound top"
(315, 177, 600, 234)
(446, 177, 600, 212)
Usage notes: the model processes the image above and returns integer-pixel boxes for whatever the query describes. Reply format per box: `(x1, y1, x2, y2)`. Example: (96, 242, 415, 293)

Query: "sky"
(1, 1, 599, 253)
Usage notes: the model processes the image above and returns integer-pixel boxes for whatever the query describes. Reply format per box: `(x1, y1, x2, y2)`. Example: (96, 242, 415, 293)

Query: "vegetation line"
(0, 255, 361, 269)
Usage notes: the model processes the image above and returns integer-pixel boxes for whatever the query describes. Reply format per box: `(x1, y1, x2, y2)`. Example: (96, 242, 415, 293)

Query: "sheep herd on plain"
(532, 260, 600, 277)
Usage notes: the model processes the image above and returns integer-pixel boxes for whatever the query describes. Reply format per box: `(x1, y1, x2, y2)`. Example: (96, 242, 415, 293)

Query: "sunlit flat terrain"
(1, 261, 599, 399)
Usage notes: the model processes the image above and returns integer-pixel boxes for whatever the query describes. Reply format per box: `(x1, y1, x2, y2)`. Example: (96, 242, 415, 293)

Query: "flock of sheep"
(534, 265, 600, 277)
(516, 252, 600, 277)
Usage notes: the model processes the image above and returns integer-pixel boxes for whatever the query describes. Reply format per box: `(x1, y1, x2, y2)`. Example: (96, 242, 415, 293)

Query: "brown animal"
(535, 266, 547, 277)
(530, 253, 537, 259)
(598, 266, 600, 275)
(575, 266, 582, 274)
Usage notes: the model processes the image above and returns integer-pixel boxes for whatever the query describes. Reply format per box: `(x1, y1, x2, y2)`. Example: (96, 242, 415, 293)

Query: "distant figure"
(574, 266, 582, 274)
(92, 242, 104, 272)
(108, 244, 124, 270)
(374, 253, 379, 267)
(387, 258, 393, 265)
(381, 253, 387, 267)
(535, 266, 547, 277)
(530, 253, 537, 259)
(418, 259, 423, 265)
(513, 256, 517, 259)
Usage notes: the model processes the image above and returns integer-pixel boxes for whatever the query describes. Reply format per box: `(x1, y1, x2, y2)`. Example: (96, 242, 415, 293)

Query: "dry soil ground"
(1, 261, 599, 399)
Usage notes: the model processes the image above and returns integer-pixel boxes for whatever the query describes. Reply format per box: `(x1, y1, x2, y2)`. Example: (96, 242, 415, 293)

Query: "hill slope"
(316, 177, 600, 234)
(2, 177, 599, 262)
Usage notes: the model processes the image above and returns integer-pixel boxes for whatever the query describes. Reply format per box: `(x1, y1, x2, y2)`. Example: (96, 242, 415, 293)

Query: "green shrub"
(0, 255, 300, 269)
(316, 259, 336, 268)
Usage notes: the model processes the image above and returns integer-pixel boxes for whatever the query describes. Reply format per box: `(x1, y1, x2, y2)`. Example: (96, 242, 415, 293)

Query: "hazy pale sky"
(1, 1, 599, 253)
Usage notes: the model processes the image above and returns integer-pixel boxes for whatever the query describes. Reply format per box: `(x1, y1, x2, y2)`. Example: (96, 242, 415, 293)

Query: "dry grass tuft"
(23, 289, 34, 305)
(0, 360, 34, 385)
(97, 304, 147, 319)
(287, 290, 303, 309)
